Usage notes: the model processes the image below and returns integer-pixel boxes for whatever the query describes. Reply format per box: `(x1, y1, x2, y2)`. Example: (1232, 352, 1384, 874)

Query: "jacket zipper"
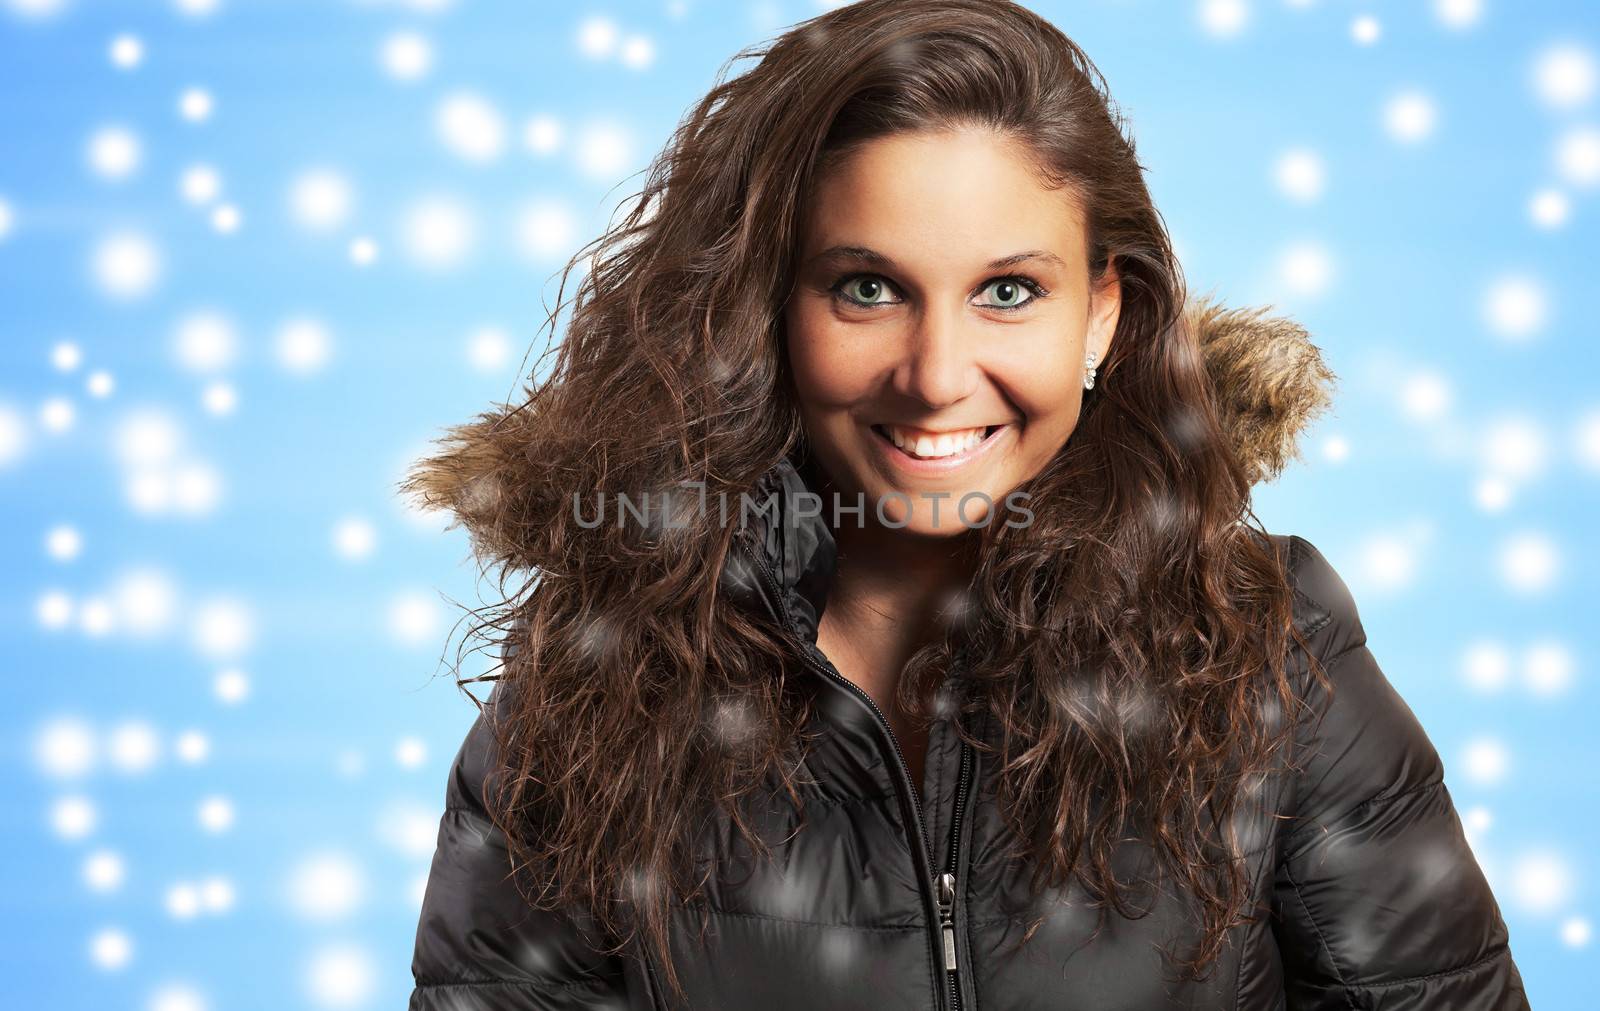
(941, 731, 974, 1011)
(748, 546, 955, 1008)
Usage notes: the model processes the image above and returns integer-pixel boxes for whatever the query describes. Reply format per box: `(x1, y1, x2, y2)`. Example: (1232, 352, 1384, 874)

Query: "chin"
(856, 478, 1006, 536)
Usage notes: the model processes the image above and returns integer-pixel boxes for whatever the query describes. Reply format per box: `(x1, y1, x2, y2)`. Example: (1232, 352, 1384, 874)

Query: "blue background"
(2, 0, 1596, 1007)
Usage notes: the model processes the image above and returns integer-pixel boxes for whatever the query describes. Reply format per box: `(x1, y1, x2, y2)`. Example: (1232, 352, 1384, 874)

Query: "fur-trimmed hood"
(401, 294, 1337, 589)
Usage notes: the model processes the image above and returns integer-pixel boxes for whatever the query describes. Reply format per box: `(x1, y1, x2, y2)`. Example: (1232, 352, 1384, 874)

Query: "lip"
(868, 422, 1012, 475)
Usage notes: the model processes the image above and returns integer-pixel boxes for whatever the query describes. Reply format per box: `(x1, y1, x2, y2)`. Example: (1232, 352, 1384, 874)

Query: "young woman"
(402, 1, 1529, 1008)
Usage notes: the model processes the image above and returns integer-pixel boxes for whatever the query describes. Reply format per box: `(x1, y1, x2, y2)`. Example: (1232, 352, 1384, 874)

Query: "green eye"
(828, 272, 1046, 311)
(981, 278, 1035, 309)
(842, 276, 893, 304)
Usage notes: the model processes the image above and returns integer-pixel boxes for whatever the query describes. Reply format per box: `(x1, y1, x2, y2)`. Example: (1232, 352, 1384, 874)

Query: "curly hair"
(399, 0, 1338, 1001)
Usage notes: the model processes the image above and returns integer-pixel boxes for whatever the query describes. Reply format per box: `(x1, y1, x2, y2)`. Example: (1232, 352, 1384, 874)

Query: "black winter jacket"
(408, 457, 1529, 1010)
(406, 302, 1529, 1010)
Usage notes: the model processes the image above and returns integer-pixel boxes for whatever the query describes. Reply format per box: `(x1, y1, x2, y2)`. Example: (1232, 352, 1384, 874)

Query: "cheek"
(992, 339, 1080, 424)
(785, 312, 879, 408)
(1015, 376, 1081, 424)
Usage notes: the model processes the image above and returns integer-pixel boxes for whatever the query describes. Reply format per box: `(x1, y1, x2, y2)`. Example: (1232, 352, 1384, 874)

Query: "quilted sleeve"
(408, 687, 637, 1011)
(1271, 535, 1531, 1010)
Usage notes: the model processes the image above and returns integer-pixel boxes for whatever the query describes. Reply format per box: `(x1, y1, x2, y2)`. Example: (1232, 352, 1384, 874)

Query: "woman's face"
(784, 126, 1121, 536)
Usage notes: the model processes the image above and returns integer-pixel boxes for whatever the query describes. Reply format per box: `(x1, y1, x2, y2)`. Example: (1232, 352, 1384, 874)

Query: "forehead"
(800, 128, 1086, 270)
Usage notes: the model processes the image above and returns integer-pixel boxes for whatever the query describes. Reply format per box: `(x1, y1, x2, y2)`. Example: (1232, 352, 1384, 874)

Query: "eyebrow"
(806, 245, 1066, 272)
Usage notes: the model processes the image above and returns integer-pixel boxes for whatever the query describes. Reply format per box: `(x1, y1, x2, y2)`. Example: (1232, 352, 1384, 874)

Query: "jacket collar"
(717, 451, 836, 645)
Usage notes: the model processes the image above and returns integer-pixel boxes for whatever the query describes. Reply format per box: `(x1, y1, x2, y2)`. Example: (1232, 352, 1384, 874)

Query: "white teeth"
(884, 425, 988, 459)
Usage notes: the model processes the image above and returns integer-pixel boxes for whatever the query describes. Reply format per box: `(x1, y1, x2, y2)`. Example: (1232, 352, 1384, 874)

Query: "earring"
(1084, 350, 1099, 390)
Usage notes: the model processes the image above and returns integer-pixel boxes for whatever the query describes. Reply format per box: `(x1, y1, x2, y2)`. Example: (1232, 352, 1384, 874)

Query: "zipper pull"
(937, 871, 958, 974)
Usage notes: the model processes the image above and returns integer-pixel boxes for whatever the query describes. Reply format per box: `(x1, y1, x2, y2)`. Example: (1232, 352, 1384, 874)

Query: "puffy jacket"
(406, 301, 1530, 1010)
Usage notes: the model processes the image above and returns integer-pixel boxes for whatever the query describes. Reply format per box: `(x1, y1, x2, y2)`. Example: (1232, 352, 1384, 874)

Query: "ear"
(1088, 254, 1121, 362)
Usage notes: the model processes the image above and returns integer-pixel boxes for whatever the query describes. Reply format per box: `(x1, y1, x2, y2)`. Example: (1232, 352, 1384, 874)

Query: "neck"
(794, 455, 978, 724)
(801, 448, 980, 654)
(827, 520, 978, 645)
(814, 515, 978, 732)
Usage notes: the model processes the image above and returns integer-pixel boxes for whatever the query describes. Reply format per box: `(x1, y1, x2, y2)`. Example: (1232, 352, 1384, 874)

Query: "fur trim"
(1185, 293, 1336, 486)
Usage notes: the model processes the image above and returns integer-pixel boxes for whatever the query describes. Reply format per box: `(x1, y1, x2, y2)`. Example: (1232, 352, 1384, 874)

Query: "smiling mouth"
(869, 423, 1006, 461)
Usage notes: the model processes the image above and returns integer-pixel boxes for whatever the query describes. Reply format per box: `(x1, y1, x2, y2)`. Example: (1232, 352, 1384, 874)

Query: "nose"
(892, 302, 980, 410)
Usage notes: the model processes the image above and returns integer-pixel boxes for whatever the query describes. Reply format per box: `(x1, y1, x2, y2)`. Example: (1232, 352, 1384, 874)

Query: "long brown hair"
(401, 0, 1335, 1000)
